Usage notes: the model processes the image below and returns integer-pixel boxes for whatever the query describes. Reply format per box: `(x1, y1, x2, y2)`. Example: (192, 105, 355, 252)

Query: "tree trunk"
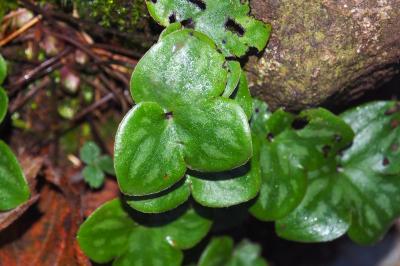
(247, 0, 400, 110)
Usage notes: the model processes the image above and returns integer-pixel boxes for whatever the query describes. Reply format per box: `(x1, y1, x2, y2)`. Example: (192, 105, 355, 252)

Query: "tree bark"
(248, 0, 400, 110)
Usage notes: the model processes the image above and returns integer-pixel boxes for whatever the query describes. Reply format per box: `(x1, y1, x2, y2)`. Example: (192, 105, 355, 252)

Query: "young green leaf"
(83, 165, 105, 189)
(0, 141, 30, 211)
(198, 237, 268, 266)
(80, 141, 101, 165)
(146, 0, 272, 57)
(98, 155, 115, 175)
(0, 87, 8, 124)
(275, 101, 400, 244)
(77, 199, 212, 265)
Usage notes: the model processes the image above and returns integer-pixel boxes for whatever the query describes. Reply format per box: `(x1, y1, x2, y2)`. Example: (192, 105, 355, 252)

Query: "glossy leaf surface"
(131, 29, 227, 109)
(147, 0, 272, 57)
(115, 99, 252, 196)
(276, 102, 400, 244)
(0, 141, 30, 211)
(232, 72, 252, 119)
(77, 199, 212, 265)
(188, 136, 261, 208)
(223, 61, 242, 98)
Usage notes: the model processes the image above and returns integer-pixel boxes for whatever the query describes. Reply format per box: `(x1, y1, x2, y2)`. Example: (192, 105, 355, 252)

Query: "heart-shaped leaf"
(0, 87, 8, 124)
(131, 29, 227, 109)
(77, 199, 212, 265)
(115, 99, 252, 196)
(146, 0, 272, 57)
(276, 101, 400, 244)
(80, 141, 101, 165)
(0, 141, 30, 211)
(198, 237, 268, 266)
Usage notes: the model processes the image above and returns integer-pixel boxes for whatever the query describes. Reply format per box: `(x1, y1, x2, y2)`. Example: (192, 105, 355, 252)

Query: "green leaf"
(114, 102, 186, 196)
(77, 199, 212, 265)
(131, 29, 227, 109)
(115, 99, 252, 196)
(188, 136, 261, 208)
(198, 237, 234, 266)
(0, 141, 30, 211)
(126, 179, 191, 213)
(275, 101, 400, 244)
(98, 155, 115, 175)
(250, 99, 272, 135)
(0, 87, 8, 124)
(159, 22, 183, 40)
(80, 141, 101, 165)
(174, 98, 252, 172)
(232, 73, 252, 119)
(83, 165, 105, 189)
(147, 0, 272, 57)
(0, 54, 7, 85)
(251, 107, 354, 223)
(198, 237, 268, 266)
(223, 61, 242, 98)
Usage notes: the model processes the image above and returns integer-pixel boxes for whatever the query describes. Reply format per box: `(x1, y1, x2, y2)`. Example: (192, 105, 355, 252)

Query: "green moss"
(76, 0, 147, 32)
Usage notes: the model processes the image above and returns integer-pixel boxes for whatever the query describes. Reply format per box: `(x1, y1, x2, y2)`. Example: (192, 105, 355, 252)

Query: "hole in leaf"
(165, 111, 173, 119)
(182, 18, 195, 29)
(291, 118, 309, 130)
(385, 104, 400, 115)
(169, 13, 176, 23)
(383, 157, 390, 166)
(187, 0, 206, 10)
(255, 108, 259, 113)
(150, 0, 157, 3)
(225, 18, 245, 37)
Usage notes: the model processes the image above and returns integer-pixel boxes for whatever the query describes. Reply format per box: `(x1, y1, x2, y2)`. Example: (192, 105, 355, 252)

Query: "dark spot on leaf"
(322, 145, 331, 158)
(187, 0, 206, 10)
(222, 39, 227, 44)
(163, 175, 169, 180)
(267, 133, 274, 142)
(383, 157, 390, 166)
(390, 119, 399, 129)
(334, 134, 342, 142)
(169, 13, 176, 23)
(165, 111, 173, 120)
(255, 108, 259, 113)
(182, 18, 195, 28)
(225, 18, 245, 37)
(291, 118, 309, 130)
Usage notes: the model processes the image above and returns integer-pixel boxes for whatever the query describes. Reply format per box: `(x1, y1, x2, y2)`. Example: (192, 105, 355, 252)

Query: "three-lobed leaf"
(116, 29, 253, 197)
(146, 0, 272, 57)
(0, 141, 30, 211)
(77, 199, 212, 265)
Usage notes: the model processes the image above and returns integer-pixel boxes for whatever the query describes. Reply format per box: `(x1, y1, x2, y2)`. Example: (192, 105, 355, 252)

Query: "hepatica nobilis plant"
(77, 0, 400, 265)
(0, 54, 30, 211)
